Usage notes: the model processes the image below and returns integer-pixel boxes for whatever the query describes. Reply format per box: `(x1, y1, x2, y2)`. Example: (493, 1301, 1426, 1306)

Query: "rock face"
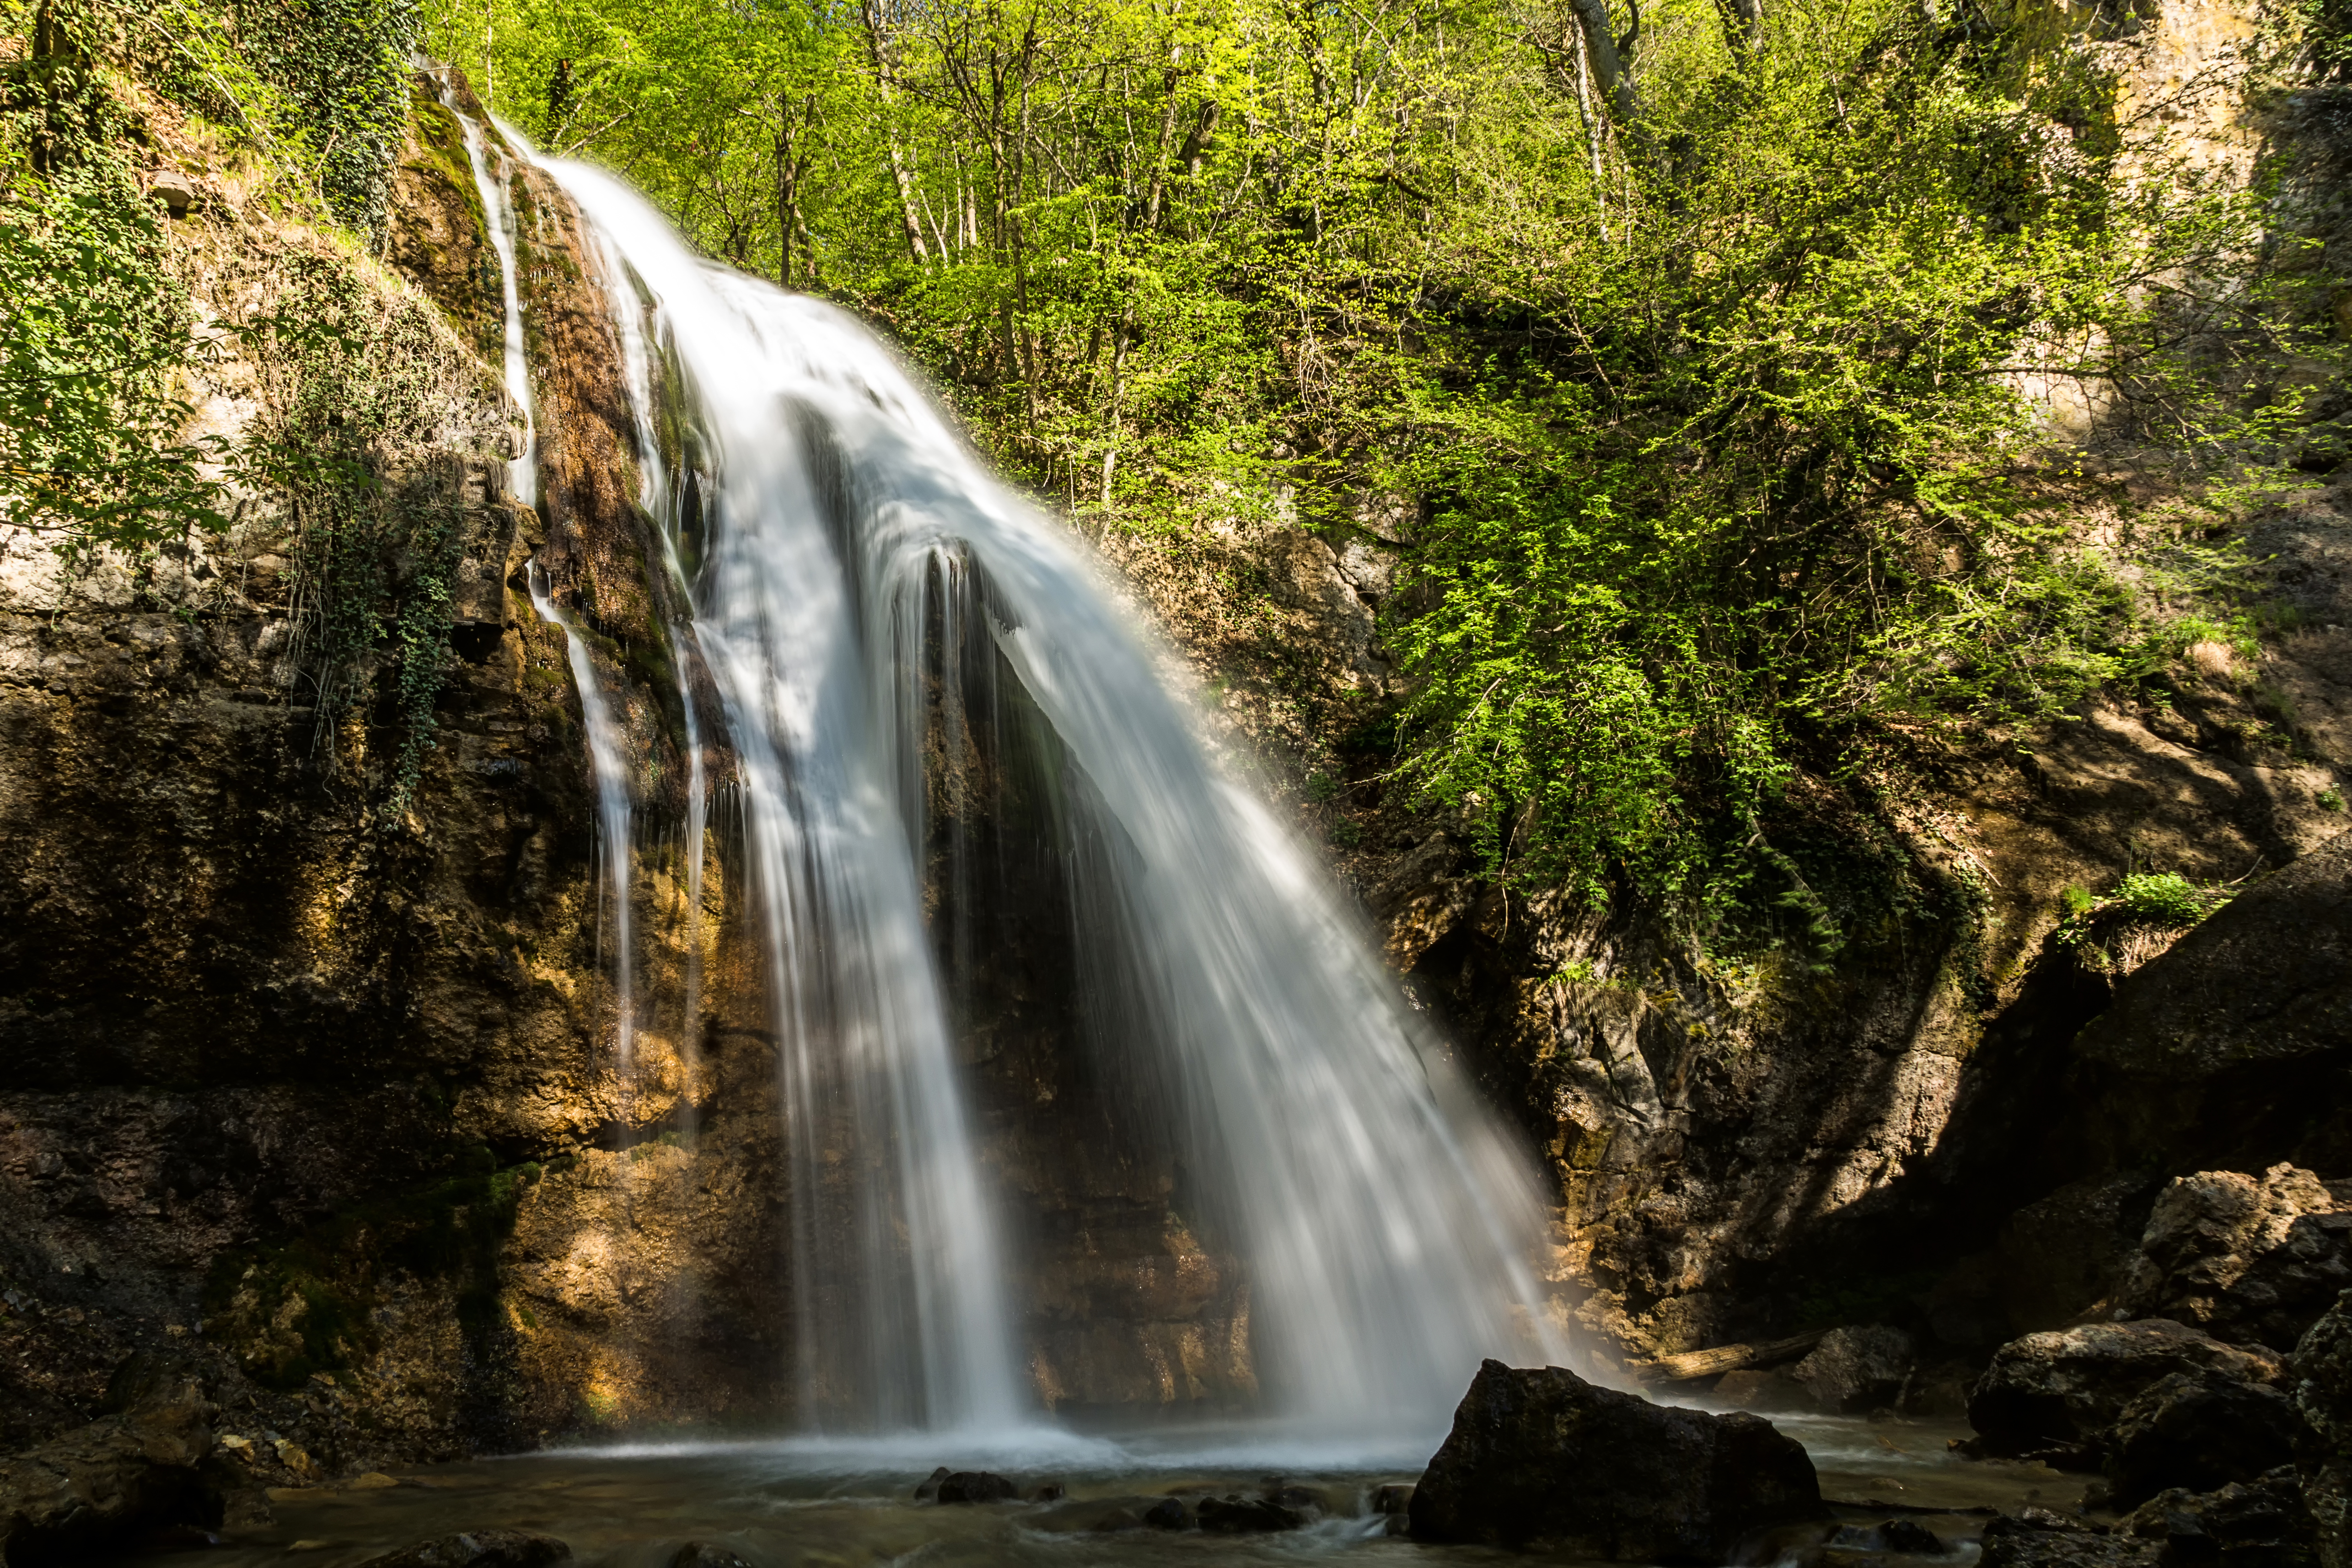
(1408, 1359, 1826, 1557)
(2121, 1167, 2352, 1351)
(2065, 832, 2352, 1184)
(2103, 1370, 2303, 1507)
(1968, 1320, 2284, 1462)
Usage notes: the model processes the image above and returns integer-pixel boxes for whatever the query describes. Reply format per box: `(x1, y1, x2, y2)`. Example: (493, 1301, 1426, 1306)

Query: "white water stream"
(468, 124, 1571, 1441)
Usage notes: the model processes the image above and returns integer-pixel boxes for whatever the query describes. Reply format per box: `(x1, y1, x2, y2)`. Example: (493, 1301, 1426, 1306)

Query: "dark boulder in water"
(933, 1471, 1018, 1504)
(354, 1532, 572, 1568)
(1407, 1358, 1827, 1557)
(1141, 1497, 1189, 1530)
(1197, 1494, 1301, 1532)
(667, 1544, 757, 1568)
(913, 1466, 950, 1502)
(1832, 1519, 1952, 1555)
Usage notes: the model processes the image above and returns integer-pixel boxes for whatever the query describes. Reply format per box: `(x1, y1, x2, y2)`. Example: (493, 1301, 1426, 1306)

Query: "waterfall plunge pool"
(100, 1412, 2082, 1567)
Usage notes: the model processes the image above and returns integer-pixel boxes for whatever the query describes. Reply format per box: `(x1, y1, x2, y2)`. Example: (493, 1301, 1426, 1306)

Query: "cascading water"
(526, 154, 1570, 1442)
(445, 94, 537, 509)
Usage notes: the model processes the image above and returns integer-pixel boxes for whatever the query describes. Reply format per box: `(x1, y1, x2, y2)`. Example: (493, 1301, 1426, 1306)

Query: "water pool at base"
(99, 1412, 2087, 1568)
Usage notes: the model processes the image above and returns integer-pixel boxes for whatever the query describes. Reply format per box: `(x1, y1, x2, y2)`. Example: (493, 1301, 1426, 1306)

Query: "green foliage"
(0, 28, 230, 556)
(226, 0, 421, 243)
(430, 0, 2343, 932)
(2053, 869, 2233, 972)
(2321, 787, 2346, 812)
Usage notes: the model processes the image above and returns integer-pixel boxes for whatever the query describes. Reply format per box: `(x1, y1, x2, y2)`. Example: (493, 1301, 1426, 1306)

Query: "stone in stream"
(2102, 1369, 2302, 1508)
(932, 1471, 1018, 1504)
(668, 1545, 758, 1568)
(1140, 1497, 1189, 1529)
(1406, 1358, 1828, 1557)
(913, 1466, 950, 1501)
(1831, 1520, 1952, 1555)
(1196, 1493, 1301, 1532)
(1794, 1326, 1917, 1414)
(1968, 1320, 2284, 1466)
(352, 1531, 572, 1568)
(1978, 1509, 2157, 1568)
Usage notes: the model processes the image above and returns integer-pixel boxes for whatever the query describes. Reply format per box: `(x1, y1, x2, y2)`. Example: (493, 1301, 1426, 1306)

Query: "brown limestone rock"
(1407, 1359, 1827, 1557)
(1793, 1325, 1916, 1414)
(2120, 1167, 2352, 1352)
(1969, 1320, 2285, 1465)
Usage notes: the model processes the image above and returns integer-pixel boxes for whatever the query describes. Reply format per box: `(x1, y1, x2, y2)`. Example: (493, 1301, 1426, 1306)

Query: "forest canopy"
(2, 0, 2336, 930)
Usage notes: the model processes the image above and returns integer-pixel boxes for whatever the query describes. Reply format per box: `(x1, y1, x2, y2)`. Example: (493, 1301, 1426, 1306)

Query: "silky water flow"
(514, 147, 1572, 1445)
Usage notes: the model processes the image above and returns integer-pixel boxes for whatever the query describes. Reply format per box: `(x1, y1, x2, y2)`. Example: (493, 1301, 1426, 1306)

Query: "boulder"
(667, 1546, 757, 1568)
(1140, 1498, 1188, 1530)
(1407, 1359, 1828, 1557)
(1196, 1494, 1300, 1532)
(2292, 1290, 2352, 1568)
(1831, 1520, 1952, 1555)
(1713, 1368, 1811, 1412)
(0, 1375, 221, 1564)
(354, 1532, 572, 1568)
(2120, 1167, 2352, 1353)
(2065, 831, 2352, 1180)
(1979, 1509, 2158, 1568)
(1970, 1320, 2284, 1464)
(1794, 1326, 1917, 1414)
(2104, 1371, 2303, 1508)
(2116, 1467, 2315, 1568)
(933, 1471, 1018, 1504)
(913, 1466, 950, 1501)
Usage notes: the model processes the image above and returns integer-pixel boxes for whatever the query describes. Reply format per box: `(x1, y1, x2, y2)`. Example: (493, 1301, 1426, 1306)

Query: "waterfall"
(446, 97, 537, 509)
(526, 562, 639, 1072)
(526, 156, 1570, 1440)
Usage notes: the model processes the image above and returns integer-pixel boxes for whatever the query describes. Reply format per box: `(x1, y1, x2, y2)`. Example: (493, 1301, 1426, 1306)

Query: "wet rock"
(913, 1466, 950, 1502)
(2117, 1467, 2314, 1568)
(2104, 1371, 2303, 1508)
(2121, 1168, 2352, 1353)
(1029, 1481, 1065, 1502)
(667, 1544, 757, 1568)
(1832, 1520, 1952, 1554)
(1092, 1507, 1144, 1531)
(933, 1471, 1018, 1504)
(1970, 1321, 2285, 1464)
(1373, 1483, 1415, 1514)
(0, 1377, 222, 1564)
(2291, 1290, 2352, 1568)
(1197, 1494, 1301, 1532)
(1714, 1368, 1812, 1412)
(1407, 1358, 1828, 1557)
(1795, 1326, 1917, 1414)
(1980, 1509, 2158, 1568)
(1141, 1497, 1189, 1530)
(353, 1531, 572, 1568)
